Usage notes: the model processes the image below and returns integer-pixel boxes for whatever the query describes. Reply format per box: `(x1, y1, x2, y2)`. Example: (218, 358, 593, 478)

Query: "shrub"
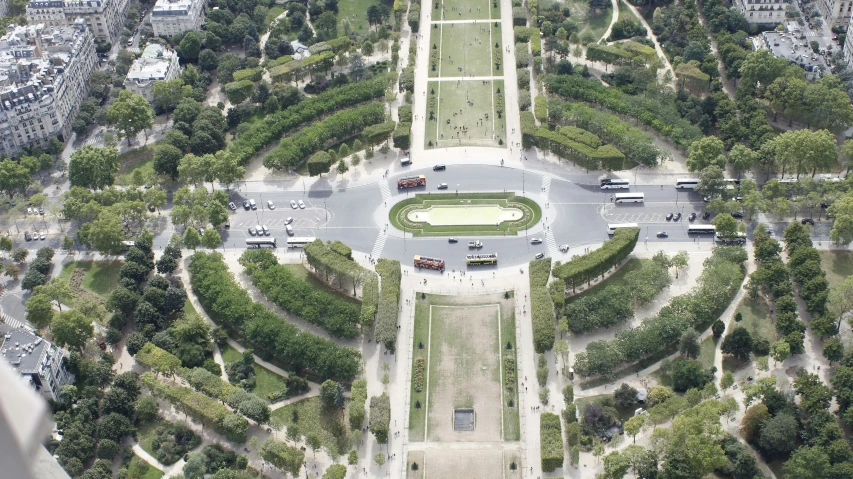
(361, 272, 379, 326)
(375, 259, 402, 352)
(534, 96, 547, 122)
(530, 257, 556, 353)
(307, 151, 334, 176)
(392, 122, 412, 150)
(414, 357, 425, 392)
(349, 379, 368, 430)
(553, 228, 639, 290)
(363, 121, 397, 145)
(540, 412, 564, 472)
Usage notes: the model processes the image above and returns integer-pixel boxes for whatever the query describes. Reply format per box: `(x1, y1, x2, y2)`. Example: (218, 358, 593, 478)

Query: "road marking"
(371, 232, 388, 259)
(541, 176, 551, 204)
(379, 180, 391, 202)
(545, 228, 557, 257)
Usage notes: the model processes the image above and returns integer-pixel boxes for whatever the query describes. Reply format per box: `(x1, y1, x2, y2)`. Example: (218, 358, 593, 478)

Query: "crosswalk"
(1, 310, 30, 331)
(607, 212, 672, 223)
(545, 228, 558, 257)
(378, 180, 391, 202)
(541, 176, 551, 203)
(371, 232, 387, 259)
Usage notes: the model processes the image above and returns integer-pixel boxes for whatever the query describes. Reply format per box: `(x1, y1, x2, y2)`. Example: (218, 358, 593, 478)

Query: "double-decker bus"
(286, 237, 316, 248)
(600, 179, 630, 190)
(688, 225, 716, 235)
(614, 192, 644, 204)
(246, 238, 277, 248)
(466, 253, 498, 265)
(675, 178, 700, 189)
(414, 255, 445, 271)
(397, 175, 426, 189)
(607, 223, 639, 235)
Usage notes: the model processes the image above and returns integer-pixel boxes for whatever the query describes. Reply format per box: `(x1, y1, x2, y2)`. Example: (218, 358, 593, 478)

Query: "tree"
(108, 90, 154, 144)
(823, 337, 844, 365)
(720, 371, 734, 390)
(712, 213, 738, 239)
(180, 32, 201, 60)
(758, 412, 799, 457)
(125, 332, 147, 356)
(614, 383, 638, 408)
(26, 293, 54, 330)
(770, 340, 790, 366)
(183, 227, 201, 250)
(728, 144, 757, 176)
(678, 328, 700, 359)
(624, 414, 645, 443)
(696, 165, 726, 199)
(783, 446, 831, 479)
(721, 327, 753, 362)
(306, 433, 321, 458)
(11, 248, 28, 264)
(21, 269, 46, 291)
(323, 464, 347, 479)
(369, 393, 391, 444)
(335, 159, 349, 176)
(198, 49, 219, 71)
(686, 136, 726, 172)
(152, 78, 184, 113)
(51, 310, 93, 350)
(200, 228, 221, 249)
(154, 144, 183, 180)
(78, 211, 126, 255)
(320, 379, 339, 409)
(4, 263, 20, 281)
(68, 146, 119, 190)
(671, 359, 711, 392)
(182, 452, 207, 479)
(773, 129, 838, 178)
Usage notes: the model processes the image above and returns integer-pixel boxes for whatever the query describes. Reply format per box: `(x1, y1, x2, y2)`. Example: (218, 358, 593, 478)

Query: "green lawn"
(564, 0, 612, 43)
(493, 80, 506, 144)
(269, 397, 351, 457)
(618, 0, 640, 22)
(430, 78, 501, 148)
(135, 421, 159, 458)
(566, 258, 644, 303)
(116, 145, 156, 186)
(440, 0, 493, 20)
(820, 251, 853, 287)
(434, 22, 495, 77)
(337, 0, 381, 35)
(219, 344, 289, 402)
(264, 5, 285, 31)
(280, 263, 361, 305)
(734, 296, 775, 343)
(128, 455, 164, 479)
(56, 260, 123, 299)
(389, 193, 541, 236)
(697, 336, 716, 370)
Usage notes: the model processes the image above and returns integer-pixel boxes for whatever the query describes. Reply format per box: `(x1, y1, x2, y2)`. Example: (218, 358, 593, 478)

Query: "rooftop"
(125, 43, 176, 81)
(1, 328, 50, 375)
(152, 0, 198, 15)
(759, 28, 830, 75)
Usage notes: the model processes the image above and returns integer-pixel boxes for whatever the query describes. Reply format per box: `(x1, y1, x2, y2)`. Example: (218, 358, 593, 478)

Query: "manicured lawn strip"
(56, 260, 123, 304)
(408, 293, 432, 442)
(128, 455, 164, 479)
(281, 263, 361, 305)
(135, 421, 159, 458)
(493, 79, 506, 143)
(219, 344, 289, 403)
(697, 336, 716, 370)
(819, 251, 853, 287)
(439, 22, 493, 77)
(116, 145, 156, 186)
(336, 0, 379, 35)
(442, 0, 492, 20)
(565, 258, 643, 304)
(425, 81, 439, 148)
(492, 27, 503, 76)
(499, 291, 520, 441)
(734, 296, 775, 342)
(389, 192, 542, 236)
(269, 397, 351, 457)
(434, 76, 499, 147)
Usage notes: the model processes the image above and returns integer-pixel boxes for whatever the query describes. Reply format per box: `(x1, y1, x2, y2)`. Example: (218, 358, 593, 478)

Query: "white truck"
(468, 240, 483, 248)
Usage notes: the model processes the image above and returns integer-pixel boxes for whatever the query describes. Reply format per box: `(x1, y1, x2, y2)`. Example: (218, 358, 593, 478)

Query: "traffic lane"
(381, 235, 544, 271)
(549, 203, 610, 247)
(229, 186, 381, 228)
(548, 182, 707, 205)
(388, 165, 544, 196)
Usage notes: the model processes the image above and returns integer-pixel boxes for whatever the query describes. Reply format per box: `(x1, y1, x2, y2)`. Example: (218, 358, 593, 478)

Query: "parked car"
(228, 202, 237, 210)
(703, 212, 712, 220)
(673, 212, 681, 221)
(801, 218, 815, 225)
(290, 200, 298, 209)
(248, 227, 257, 236)
(298, 200, 305, 209)
(688, 212, 697, 221)
(243, 200, 250, 210)
(437, 183, 448, 189)
(97, 338, 106, 350)
(267, 200, 275, 210)
(285, 217, 293, 225)
(666, 213, 674, 221)
(530, 238, 542, 244)
(657, 232, 669, 238)
(38, 208, 44, 215)
(433, 164, 446, 171)
(534, 253, 545, 259)
(23, 231, 31, 241)
(262, 225, 270, 236)
(147, 204, 156, 212)
(448, 237, 458, 243)
(732, 211, 744, 218)
(249, 199, 257, 210)
(39, 232, 45, 240)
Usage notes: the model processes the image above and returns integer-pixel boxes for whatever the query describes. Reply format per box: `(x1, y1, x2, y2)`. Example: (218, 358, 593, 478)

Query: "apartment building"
(819, 0, 853, 28)
(0, 20, 96, 157)
(0, 328, 74, 402)
(26, 0, 130, 44)
(124, 42, 180, 102)
(734, 0, 787, 24)
(151, 0, 204, 38)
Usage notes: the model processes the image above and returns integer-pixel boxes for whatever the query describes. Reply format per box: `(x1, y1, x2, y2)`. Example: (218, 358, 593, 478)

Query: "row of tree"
(551, 227, 638, 291)
(530, 257, 556, 353)
(182, 366, 271, 424)
(374, 259, 401, 352)
(187, 251, 361, 381)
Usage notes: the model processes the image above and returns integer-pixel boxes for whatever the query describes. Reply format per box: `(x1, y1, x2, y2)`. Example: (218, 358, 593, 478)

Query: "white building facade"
(25, 0, 130, 44)
(124, 43, 180, 102)
(819, 0, 853, 28)
(734, 0, 787, 24)
(0, 21, 96, 157)
(151, 0, 204, 38)
(1, 328, 74, 402)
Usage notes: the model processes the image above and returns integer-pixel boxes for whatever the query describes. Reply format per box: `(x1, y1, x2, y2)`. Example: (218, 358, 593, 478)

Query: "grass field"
(734, 296, 775, 343)
(336, 0, 382, 35)
(280, 263, 361, 305)
(563, 0, 611, 43)
(389, 193, 541, 236)
(698, 336, 716, 369)
(433, 79, 500, 147)
(264, 6, 285, 31)
(820, 251, 853, 287)
(269, 397, 351, 457)
(219, 344, 288, 402)
(437, 0, 493, 20)
(128, 455, 164, 479)
(409, 292, 519, 442)
(116, 145, 155, 186)
(56, 260, 123, 298)
(431, 22, 495, 77)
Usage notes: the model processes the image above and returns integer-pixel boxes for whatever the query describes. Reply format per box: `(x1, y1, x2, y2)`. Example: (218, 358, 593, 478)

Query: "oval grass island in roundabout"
(389, 193, 542, 236)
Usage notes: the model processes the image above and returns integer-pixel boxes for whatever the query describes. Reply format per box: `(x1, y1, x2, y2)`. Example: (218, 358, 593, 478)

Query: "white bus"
(688, 225, 716, 235)
(614, 192, 644, 204)
(286, 236, 316, 248)
(675, 178, 700, 189)
(246, 238, 277, 248)
(600, 179, 630, 190)
(607, 223, 639, 235)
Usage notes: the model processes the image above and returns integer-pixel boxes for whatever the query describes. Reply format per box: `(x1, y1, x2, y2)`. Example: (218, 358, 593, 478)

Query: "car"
(559, 244, 570, 253)
(530, 238, 542, 244)
(147, 204, 156, 212)
(657, 232, 669, 238)
(801, 218, 815, 225)
(248, 227, 257, 236)
(39, 232, 45, 240)
(198, 228, 205, 236)
(285, 217, 293, 225)
(290, 200, 298, 209)
(249, 199, 257, 210)
(7, 199, 15, 206)
(437, 183, 448, 189)
(97, 338, 106, 350)
(688, 212, 697, 221)
(665, 213, 674, 221)
(26, 207, 33, 215)
(267, 200, 275, 210)
(243, 200, 250, 210)
(228, 202, 237, 210)
(703, 196, 711, 202)
(23, 231, 31, 241)
(702, 212, 712, 220)
(448, 237, 458, 243)
(262, 225, 270, 236)
(286, 224, 294, 235)
(433, 164, 446, 171)
(126, 38, 133, 46)
(673, 212, 681, 221)
(38, 207, 44, 215)
(298, 200, 305, 209)
(732, 211, 744, 218)
(534, 253, 545, 259)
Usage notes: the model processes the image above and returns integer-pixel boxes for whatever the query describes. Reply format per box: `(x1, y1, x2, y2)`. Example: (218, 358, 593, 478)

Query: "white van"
(249, 199, 257, 210)
(400, 156, 411, 166)
(286, 225, 294, 235)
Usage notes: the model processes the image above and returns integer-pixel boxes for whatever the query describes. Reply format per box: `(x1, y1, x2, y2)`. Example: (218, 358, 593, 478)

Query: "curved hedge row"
(361, 273, 379, 326)
(188, 252, 361, 381)
(264, 102, 387, 170)
(530, 257, 556, 353)
(552, 228, 639, 291)
(228, 79, 386, 164)
(375, 259, 401, 352)
(540, 412, 564, 472)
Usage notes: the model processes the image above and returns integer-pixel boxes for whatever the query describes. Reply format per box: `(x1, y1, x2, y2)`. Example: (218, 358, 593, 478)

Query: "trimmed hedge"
(264, 102, 387, 169)
(307, 151, 334, 176)
(228, 79, 386, 164)
(269, 50, 335, 82)
(361, 272, 379, 326)
(375, 259, 401, 352)
(552, 228, 639, 291)
(398, 104, 413, 123)
(363, 121, 397, 145)
(586, 44, 641, 66)
(392, 121, 412, 150)
(188, 252, 361, 381)
(303, 240, 365, 293)
(224, 80, 255, 105)
(182, 367, 270, 423)
(540, 412, 564, 472)
(559, 126, 600, 148)
(675, 63, 710, 93)
(512, 6, 527, 26)
(533, 127, 625, 171)
(232, 67, 264, 83)
(408, 2, 421, 32)
(241, 249, 362, 339)
(530, 257, 556, 353)
(530, 30, 541, 56)
(534, 96, 547, 122)
(349, 379, 367, 430)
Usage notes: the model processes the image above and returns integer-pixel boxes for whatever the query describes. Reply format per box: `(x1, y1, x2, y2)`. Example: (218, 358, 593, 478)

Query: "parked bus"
(246, 238, 277, 248)
(614, 192, 644, 204)
(688, 225, 716, 235)
(600, 179, 630, 190)
(414, 255, 445, 271)
(715, 232, 746, 245)
(286, 237, 316, 248)
(466, 253, 498, 265)
(675, 178, 700, 189)
(607, 223, 640, 235)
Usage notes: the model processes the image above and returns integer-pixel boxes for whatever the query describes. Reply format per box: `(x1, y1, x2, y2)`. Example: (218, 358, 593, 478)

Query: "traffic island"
(388, 192, 541, 236)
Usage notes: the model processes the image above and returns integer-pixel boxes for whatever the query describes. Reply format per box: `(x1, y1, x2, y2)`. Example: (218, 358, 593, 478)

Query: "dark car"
(97, 339, 106, 350)
(801, 218, 815, 225)
(242, 200, 250, 210)
(703, 212, 711, 220)
(657, 232, 669, 238)
(732, 211, 744, 218)
(535, 253, 545, 259)
(448, 237, 458, 243)
(665, 213, 674, 221)
(673, 212, 682, 221)
(433, 164, 446, 171)
(688, 212, 697, 221)
(23, 231, 31, 241)
(147, 204, 156, 212)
